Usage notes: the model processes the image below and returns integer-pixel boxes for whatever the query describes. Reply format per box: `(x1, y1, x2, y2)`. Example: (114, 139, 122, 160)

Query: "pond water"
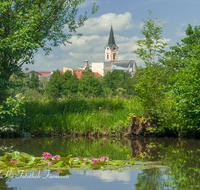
(0, 137, 200, 190)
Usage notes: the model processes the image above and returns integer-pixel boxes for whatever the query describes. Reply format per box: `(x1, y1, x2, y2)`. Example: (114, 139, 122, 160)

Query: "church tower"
(105, 25, 118, 61)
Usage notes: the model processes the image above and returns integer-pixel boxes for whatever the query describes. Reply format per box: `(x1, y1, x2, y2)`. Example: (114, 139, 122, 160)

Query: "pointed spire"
(107, 25, 116, 47)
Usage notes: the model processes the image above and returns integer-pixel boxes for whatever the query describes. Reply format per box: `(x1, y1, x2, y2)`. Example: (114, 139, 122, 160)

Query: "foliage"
(132, 10, 174, 129)
(29, 71, 40, 90)
(45, 70, 79, 98)
(8, 72, 31, 97)
(133, 10, 168, 68)
(0, 150, 166, 177)
(78, 74, 103, 97)
(103, 70, 134, 95)
(162, 24, 200, 68)
(161, 24, 200, 132)
(45, 70, 64, 98)
(171, 56, 200, 132)
(0, 97, 25, 128)
(62, 70, 79, 96)
(21, 97, 143, 135)
(0, 0, 98, 102)
(81, 67, 93, 76)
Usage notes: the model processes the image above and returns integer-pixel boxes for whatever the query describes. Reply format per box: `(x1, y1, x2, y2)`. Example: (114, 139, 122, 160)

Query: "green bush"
(0, 97, 25, 128)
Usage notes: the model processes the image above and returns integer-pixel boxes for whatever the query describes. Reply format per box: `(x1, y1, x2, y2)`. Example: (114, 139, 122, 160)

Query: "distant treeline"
(8, 68, 137, 99)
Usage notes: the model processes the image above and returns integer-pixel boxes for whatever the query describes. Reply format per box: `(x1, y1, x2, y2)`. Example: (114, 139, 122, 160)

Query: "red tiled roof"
(93, 72, 101, 78)
(36, 71, 51, 76)
(75, 72, 101, 79)
(75, 73, 83, 79)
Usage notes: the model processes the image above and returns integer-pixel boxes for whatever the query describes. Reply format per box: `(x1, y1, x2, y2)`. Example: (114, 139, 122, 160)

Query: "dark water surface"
(0, 137, 200, 190)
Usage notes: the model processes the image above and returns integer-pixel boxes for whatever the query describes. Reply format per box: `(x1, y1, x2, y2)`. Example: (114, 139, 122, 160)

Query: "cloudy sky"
(22, 0, 200, 71)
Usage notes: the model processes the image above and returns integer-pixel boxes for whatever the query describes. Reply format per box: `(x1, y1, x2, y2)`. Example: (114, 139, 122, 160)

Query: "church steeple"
(107, 25, 116, 47)
(105, 24, 118, 61)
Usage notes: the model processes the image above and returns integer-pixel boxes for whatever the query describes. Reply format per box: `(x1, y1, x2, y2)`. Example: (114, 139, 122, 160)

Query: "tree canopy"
(0, 0, 98, 102)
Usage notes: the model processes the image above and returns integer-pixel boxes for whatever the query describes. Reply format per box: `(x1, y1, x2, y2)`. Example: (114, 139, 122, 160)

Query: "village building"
(91, 25, 137, 76)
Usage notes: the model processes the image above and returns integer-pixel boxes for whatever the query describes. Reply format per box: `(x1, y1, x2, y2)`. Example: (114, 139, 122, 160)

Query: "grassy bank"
(23, 97, 143, 136)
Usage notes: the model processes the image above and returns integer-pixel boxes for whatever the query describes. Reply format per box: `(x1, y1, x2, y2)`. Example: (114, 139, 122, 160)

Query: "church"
(63, 25, 137, 77)
(91, 25, 137, 76)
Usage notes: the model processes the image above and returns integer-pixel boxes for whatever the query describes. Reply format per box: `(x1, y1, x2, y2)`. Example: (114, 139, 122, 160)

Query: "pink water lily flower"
(52, 155, 60, 160)
(92, 158, 100, 163)
(101, 157, 109, 161)
(54, 170, 60, 174)
(42, 157, 47, 160)
(43, 152, 52, 158)
(48, 161, 53, 165)
(10, 159, 17, 163)
(75, 158, 78, 160)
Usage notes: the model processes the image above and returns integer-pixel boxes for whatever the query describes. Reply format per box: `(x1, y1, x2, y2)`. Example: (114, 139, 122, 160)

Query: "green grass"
(23, 97, 143, 135)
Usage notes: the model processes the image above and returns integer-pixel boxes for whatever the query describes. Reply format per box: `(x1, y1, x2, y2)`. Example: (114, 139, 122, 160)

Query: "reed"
(23, 97, 143, 135)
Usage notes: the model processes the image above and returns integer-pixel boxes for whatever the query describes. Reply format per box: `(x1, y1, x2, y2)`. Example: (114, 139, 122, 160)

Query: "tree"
(45, 70, 64, 98)
(62, 70, 79, 96)
(163, 25, 200, 132)
(133, 10, 176, 129)
(103, 70, 132, 95)
(30, 71, 40, 90)
(162, 24, 200, 68)
(81, 67, 93, 76)
(0, 0, 99, 102)
(8, 72, 31, 97)
(133, 10, 168, 68)
(78, 74, 103, 97)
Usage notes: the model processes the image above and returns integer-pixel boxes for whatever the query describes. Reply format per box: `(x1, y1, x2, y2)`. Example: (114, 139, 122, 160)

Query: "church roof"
(107, 25, 117, 47)
(111, 60, 137, 68)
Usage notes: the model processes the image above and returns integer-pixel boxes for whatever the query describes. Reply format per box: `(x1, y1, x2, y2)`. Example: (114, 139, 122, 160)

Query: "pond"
(0, 137, 200, 190)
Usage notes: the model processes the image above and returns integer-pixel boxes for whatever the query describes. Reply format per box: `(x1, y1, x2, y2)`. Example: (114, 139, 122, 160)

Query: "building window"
(107, 54, 109, 59)
(113, 53, 116, 60)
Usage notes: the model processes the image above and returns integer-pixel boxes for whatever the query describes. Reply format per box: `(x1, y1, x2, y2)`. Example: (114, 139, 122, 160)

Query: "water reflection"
(1, 137, 200, 189)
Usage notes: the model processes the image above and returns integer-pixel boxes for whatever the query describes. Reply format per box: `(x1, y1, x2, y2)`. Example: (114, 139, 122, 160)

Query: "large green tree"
(61, 70, 79, 96)
(133, 10, 176, 130)
(162, 24, 200, 69)
(103, 70, 132, 95)
(0, 0, 98, 102)
(78, 74, 103, 97)
(45, 70, 63, 98)
(163, 24, 200, 132)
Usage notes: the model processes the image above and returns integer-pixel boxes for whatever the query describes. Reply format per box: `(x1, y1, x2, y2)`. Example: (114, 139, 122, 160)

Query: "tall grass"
(23, 97, 143, 135)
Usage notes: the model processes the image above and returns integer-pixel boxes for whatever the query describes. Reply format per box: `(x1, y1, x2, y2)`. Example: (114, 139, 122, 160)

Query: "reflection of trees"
(129, 138, 200, 189)
(0, 137, 132, 160)
(135, 168, 167, 190)
(128, 139, 157, 158)
(0, 178, 9, 190)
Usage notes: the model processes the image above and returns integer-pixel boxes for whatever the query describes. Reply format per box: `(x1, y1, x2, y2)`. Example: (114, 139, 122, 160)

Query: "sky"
(22, 0, 200, 71)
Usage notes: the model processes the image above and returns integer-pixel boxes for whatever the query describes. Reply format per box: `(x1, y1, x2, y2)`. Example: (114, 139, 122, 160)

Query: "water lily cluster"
(42, 152, 61, 165)
(92, 157, 109, 163)
(0, 151, 137, 177)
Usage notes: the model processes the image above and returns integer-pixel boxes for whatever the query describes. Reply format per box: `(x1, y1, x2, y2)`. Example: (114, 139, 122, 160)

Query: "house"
(63, 60, 100, 79)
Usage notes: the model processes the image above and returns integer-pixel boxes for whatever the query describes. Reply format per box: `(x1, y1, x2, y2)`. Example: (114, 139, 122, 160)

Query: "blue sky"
(22, 0, 200, 71)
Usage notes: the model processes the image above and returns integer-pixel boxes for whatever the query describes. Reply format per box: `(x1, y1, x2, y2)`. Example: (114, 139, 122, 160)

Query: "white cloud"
(73, 12, 141, 35)
(175, 22, 187, 37)
(75, 170, 132, 183)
